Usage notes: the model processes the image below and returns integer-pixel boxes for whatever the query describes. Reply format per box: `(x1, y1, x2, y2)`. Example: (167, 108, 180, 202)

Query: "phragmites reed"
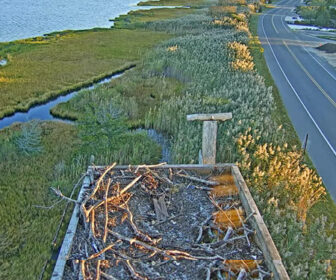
(236, 130, 326, 223)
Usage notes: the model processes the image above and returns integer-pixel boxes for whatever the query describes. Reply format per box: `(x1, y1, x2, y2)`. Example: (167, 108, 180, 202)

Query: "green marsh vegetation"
(0, 0, 335, 279)
(113, 7, 194, 29)
(137, 0, 209, 6)
(0, 29, 170, 119)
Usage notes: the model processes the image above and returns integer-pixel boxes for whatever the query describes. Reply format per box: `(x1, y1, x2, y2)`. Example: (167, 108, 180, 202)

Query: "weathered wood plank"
(51, 168, 93, 280)
(92, 164, 234, 171)
(231, 165, 290, 280)
(202, 121, 217, 164)
(187, 113, 232, 121)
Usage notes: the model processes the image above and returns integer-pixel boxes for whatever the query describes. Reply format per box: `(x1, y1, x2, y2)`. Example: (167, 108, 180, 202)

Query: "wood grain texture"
(231, 165, 290, 280)
(202, 121, 217, 164)
(187, 113, 232, 121)
(51, 168, 93, 280)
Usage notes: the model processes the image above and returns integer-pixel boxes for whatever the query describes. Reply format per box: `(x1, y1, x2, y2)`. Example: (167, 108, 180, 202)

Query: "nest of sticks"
(64, 163, 272, 280)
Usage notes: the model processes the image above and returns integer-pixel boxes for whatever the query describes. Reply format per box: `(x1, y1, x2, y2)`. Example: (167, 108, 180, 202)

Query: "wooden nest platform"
(52, 164, 289, 280)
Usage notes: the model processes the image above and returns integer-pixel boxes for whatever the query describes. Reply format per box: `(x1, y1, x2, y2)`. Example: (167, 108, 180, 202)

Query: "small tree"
(78, 103, 127, 156)
(15, 120, 43, 155)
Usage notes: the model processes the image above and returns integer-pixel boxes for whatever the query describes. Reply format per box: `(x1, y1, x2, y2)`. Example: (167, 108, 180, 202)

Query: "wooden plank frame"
(52, 164, 289, 280)
(231, 166, 290, 280)
(51, 167, 94, 280)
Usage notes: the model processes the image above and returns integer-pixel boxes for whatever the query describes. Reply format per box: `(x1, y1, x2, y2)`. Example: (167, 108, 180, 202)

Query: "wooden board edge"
(51, 167, 94, 280)
(91, 163, 234, 170)
(231, 165, 290, 280)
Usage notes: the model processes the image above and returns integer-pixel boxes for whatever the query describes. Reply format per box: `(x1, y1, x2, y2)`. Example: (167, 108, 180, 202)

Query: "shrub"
(15, 120, 43, 155)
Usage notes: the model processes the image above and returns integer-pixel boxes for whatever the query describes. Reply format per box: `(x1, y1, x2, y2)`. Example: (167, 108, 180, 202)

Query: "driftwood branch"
(51, 187, 78, 203)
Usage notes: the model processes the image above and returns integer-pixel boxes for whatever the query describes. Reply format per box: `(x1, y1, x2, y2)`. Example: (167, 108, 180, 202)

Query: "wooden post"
(187, 113, 232, 164)
(202, 121, 217, 164)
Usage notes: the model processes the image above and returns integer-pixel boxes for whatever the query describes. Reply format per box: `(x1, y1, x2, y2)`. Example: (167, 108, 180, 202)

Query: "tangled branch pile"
(65, 164, 272, 280)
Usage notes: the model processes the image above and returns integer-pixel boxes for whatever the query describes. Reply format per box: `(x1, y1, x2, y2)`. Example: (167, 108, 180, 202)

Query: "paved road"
(258, 0, 336, 201)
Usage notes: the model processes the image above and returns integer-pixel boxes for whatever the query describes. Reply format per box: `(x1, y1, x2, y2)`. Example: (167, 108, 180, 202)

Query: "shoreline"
(0, 0, 156, 43)
(0, 2, 181, 121)
(0, 64, 135, 125)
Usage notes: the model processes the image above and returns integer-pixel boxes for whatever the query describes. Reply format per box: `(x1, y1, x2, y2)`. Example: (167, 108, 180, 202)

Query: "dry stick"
(195, 186, 213, 191)
(84, 175, 140, 220)
(118, 205, 157, 244)
(109, 231, 225, 261)
(52, 174, 86, 244)
(237, 268, 247, 280)
(253, 266, 272, 276)
(134, 162, 167, 173)
(95, 260, 101, 280)
(146, 168, 174, 186)
(37, 176, 86, 280)
(243, 211, 256, 223)
(87, 192, 132, 219)
(198, 234, 246, 248)
(33, 198, 64, 209)
(91, 209, 96, 237)
(81, 164, 117, 221)
(108, 230, 174, 260)
(110, 248, 136, 261)
(223, 226, 233, 241)
(80, 260, 86, 280)
(100, 271, 119, 280)
(217, 270, 225, 280)
(235, 208, 250, 247)
(209, 196, 236, 228)
(51, 187, 78, 203)
(124, 260, 148, 280)
(87, 244, 115, 260)
(90, 163, 117, 200)
(175, 173, 218, 186)
(205, 261, 218, 280)
(119, 175, 142, 195)
(103, 179, 112, 243)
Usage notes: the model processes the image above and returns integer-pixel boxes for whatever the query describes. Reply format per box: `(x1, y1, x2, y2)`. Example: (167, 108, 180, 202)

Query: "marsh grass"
(0, 123, 81, 279)
(50, 70, 184, 123)
(0, 29, 170, 119)
(113, 7, 194, 29)
(138, 0, 210, 6)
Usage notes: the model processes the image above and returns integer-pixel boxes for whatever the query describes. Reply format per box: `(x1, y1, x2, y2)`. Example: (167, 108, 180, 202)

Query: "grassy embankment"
(0, 6, 195, 280)
(54, 1, 336, 278)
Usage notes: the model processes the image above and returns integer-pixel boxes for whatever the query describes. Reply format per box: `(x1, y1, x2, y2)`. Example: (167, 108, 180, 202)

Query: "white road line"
(280, 16, 290, 32)
(283, 41, 336, 107)
(261, 14, 336, 157)
(274, 3, 336, 82)
(302, 46, 336, 82)
(271, 14, 279, 33)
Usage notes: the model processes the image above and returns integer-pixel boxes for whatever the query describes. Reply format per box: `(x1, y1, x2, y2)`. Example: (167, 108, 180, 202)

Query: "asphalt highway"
(258, 0, 336, 201)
